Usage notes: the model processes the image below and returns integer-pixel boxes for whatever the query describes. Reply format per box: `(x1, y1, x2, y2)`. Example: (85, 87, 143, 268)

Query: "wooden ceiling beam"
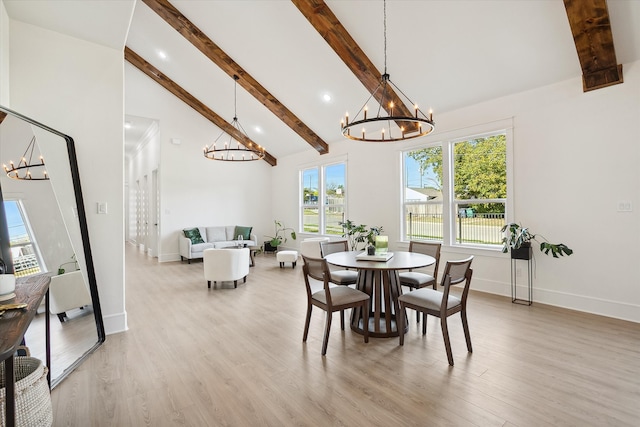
(563, 0, 623, 92)
(142, 0, 329, 155)
(0, 112, 6, 125)
(124, 47, 277, 166)
(292, 0, 420, 133)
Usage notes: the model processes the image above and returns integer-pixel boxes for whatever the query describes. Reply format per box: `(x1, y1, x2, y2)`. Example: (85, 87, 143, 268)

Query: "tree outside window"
(403, 132, 507, 247)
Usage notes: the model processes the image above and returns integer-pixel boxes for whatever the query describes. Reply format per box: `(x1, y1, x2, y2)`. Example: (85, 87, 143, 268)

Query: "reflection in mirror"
(0, 106, 104, 388)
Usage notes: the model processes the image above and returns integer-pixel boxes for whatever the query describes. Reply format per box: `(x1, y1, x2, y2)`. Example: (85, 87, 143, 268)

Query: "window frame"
(3, 199, 47, 277)
(401, 120, 513, 251)
(300, 159, 347, 236)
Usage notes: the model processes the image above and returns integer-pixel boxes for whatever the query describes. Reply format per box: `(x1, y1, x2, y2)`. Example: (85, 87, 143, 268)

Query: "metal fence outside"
(407, 211, 505, 245)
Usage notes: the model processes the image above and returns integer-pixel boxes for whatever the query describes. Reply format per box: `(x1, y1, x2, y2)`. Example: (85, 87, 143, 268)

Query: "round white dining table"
(324, 251, 435, 338)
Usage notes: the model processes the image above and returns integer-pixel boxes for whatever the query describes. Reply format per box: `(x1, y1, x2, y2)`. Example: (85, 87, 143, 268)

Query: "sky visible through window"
(4, 201, 28, 243)
(405, 156, 438, 189)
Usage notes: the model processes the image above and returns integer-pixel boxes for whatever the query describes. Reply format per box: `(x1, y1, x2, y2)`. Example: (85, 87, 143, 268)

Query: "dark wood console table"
(0, 275, 50, 427)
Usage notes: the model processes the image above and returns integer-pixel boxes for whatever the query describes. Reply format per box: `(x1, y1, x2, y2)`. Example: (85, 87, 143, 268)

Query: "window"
(3, 200, 45, 277)
(403, 130, 508, 248)
(301, 162, 346, 235)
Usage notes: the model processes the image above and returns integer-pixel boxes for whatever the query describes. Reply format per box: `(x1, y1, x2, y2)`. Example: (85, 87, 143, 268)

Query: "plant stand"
(510, 245, 532, 305)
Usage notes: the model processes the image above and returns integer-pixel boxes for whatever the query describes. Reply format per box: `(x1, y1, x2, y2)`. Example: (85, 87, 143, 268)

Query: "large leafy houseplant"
(338, 220, 384, 251)
(265, 220, 297, 248)
(501, 222, 573, 258)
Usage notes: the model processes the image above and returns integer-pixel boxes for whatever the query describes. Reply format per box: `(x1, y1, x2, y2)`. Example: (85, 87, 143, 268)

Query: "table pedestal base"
(350, 269, 408, 338)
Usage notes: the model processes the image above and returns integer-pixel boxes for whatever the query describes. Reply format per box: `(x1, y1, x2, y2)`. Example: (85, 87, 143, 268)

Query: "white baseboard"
(472, 278, 640, 323)
(103, 311, 128, 335)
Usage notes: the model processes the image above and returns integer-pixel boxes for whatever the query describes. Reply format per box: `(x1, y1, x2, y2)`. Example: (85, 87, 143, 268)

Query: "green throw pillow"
(183, 228, 204, 244)
(234, 225, 252, 240)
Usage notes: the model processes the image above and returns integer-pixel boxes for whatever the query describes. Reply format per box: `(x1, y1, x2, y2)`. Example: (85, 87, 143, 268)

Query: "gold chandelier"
(203, 75, 265, 162)
(3, 135, 49, 180)
(341, 0, 435, 142)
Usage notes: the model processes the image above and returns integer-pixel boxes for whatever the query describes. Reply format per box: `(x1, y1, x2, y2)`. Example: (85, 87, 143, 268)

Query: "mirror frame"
(0, 105, 105, 386)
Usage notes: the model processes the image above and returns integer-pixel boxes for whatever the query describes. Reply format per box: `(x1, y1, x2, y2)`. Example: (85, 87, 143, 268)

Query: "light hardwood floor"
(51, 244, 640, 426)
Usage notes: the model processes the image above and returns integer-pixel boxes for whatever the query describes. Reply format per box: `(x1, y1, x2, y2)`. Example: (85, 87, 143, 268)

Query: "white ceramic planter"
(0, 273, 16, 298)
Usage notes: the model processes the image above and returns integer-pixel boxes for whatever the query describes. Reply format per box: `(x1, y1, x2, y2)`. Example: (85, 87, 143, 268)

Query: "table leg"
(350, 269, 407, 338)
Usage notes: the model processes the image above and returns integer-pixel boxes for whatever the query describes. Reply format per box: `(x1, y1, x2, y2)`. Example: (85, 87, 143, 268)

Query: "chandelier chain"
(383, 0, 387, 74)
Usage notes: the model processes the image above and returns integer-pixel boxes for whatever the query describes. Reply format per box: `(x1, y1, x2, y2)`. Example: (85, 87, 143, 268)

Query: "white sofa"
(179, 226, 257, 263)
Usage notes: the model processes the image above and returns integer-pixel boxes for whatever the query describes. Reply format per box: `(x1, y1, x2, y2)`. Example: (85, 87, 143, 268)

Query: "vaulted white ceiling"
(5, 0, 640, 162)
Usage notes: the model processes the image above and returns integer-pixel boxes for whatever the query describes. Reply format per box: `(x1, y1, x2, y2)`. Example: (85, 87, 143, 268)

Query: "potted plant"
(501, 222, 573, 259)
(58, 253, 78, 275)
(264, 220, 296, 252)
(339, 220, 384, 252)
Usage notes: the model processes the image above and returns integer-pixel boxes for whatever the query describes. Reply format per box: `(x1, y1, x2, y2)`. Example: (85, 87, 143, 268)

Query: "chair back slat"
(320, 240, 349, 257)
(441, 256, 473, 286)
(302, 256, 327, 281)
(302, 255, 333, 305)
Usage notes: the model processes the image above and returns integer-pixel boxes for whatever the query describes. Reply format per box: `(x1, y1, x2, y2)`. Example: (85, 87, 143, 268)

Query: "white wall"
(0, 0, 9, 105)
(125, 63, 274, 262)
(9, 20, 127, 334)
(274, 61, 640, 323)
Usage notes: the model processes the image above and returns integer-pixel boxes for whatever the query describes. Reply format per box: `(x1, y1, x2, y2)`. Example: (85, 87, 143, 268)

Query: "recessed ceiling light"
(157, 50, 168, 60)
(323, 93, 332, 103)
(124, 121, 132, 129)
(254, 126, 263, 134)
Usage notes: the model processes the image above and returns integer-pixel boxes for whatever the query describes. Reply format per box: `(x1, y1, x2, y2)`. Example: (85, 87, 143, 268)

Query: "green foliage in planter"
(339, 220, 384, 251)
(265, 220, 296, 247)
(501, 223, 573, 258)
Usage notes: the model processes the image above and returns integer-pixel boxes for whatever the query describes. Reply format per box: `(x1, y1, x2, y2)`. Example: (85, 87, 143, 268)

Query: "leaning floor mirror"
(0, 105, 105, 388)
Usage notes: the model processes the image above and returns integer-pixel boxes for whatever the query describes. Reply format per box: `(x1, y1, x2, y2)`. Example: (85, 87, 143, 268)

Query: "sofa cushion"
(191, 242, 214, 254)
(225, 225, 237, 240)
(206, 226, 227, 242)
(183, 228, 204, 244)
(234, 225, 253, 240)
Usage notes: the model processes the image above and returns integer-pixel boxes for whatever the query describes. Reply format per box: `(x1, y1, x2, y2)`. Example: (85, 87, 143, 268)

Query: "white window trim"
(299, 155, 348, 236)
(400, 119, 513, 252)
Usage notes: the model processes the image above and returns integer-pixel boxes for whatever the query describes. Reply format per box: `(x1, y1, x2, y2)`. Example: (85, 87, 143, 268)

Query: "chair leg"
(243, 276, 247, 283)
(292, 261, 297, 268)
(321, 312, 333, 355)
(207, 280, 211, 289)
(398, 302, 405, 345)
(340, 310, 345, 330)
(279, 262, 284, 268)
(461, 310, 473, 353)
(302, 305, 312, 342)
(362, 301, 369, 343)
(234, 280, 237, 288)
(422, 313, 427, 335)
(440, 317, 454, 366)
(57, 313, 66, 322)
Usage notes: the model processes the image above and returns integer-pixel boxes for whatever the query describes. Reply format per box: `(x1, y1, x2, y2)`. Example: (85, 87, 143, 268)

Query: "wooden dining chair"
(320, 240, 358, 286)
(398, 256, 474, 366)
(302, 255, 370, 355)
(399, 241, 441, 290)
(399, 241, 441, 323)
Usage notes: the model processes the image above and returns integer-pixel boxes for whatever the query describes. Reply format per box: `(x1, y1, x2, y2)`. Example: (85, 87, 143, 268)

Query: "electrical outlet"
(97, 202, 108, 214)
(617, 201, 632, 212)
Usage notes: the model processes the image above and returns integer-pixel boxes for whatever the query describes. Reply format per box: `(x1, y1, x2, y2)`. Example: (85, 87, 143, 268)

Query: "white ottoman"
(276, 250, 298, 268)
